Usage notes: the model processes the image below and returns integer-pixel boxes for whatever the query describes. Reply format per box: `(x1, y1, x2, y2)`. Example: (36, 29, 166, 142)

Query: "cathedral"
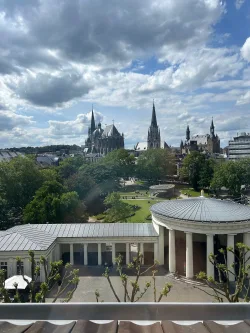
(147, 101, 161, 149)
(134, 102, 169, 154)
(180, 119, 220, 154)
(84, 108, 124, 155)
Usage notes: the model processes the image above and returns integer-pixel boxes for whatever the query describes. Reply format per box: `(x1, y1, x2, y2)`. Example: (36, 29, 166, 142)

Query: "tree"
(80, 162, 120, 195)
(180, 152, 215, 191)
(0, 157, 43, 209)
(0, 251, 79, 303)
(58, 156, 86, 179)
(136, 149, 176, 183)
(95, 252, 172, 302)
(103, 149, 135, 178)
(103, 192, 133, 222)
(211, 159, 250, 197)
(23, 180, 85, 224)
(196, 243, 250, 302)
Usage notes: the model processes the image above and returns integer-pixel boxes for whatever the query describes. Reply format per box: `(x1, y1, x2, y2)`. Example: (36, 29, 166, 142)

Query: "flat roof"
(0, 223, 158, 252)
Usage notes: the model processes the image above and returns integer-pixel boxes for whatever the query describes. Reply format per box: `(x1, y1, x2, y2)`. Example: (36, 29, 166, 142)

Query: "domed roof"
(151, 196, 250, 223)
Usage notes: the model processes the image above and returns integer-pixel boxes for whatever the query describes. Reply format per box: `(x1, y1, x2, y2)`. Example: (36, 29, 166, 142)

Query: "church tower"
(210, 118, 215, 138)
(186, 125, 190, 142)
(147, 101, 161, 149)
(90, 106, 96, 134)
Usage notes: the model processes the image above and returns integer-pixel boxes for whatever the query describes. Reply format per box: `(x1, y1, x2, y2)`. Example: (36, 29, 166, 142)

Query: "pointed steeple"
(151, 100, 157, 127)
(186, 125, 190, 141)
(90, 105, 96, 133)
(180, 140, 184, 149)
(210, 118, 215, 137)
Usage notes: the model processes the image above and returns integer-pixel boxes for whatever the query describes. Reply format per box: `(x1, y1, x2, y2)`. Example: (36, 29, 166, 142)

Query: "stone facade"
(84, 109, 124, 155)
(181, 120, 220, 154)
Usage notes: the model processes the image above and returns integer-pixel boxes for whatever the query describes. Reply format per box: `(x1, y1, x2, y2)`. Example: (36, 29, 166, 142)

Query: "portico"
(151, 194, 250, 281)
(0, 223, 159, 282)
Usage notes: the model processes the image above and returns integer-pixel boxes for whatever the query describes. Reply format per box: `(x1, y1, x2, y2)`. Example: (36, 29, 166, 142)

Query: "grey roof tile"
(151, 197, 250, 223)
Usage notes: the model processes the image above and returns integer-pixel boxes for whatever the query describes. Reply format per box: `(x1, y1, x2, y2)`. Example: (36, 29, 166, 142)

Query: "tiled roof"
(0, 223, 157, 252)
(151, 197, 250, 222)
(29, 223, 158, 238)
(102, 124, 120, 137)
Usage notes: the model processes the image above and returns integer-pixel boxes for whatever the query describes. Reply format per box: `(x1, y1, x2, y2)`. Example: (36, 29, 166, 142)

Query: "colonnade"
(168, 230, 250, 281)
(68, 242, 159, 266)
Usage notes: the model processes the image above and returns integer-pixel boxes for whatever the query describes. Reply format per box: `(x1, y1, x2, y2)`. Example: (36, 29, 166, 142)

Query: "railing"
(0, 303, 250, 321)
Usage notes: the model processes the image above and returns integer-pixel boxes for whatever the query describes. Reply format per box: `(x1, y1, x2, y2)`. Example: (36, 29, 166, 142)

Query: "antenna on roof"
(112, 119, 114, 125)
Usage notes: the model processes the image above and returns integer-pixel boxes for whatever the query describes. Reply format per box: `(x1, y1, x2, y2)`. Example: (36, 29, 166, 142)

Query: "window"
(17, 261, 24, 275)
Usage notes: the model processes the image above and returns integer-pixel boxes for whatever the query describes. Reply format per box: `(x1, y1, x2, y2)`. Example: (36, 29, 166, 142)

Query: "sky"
(0, 0, 250, 149)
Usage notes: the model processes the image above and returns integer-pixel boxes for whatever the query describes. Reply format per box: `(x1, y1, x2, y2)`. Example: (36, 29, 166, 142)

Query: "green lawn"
(121, 199, 164, 223)
(179, 187, 209, 197)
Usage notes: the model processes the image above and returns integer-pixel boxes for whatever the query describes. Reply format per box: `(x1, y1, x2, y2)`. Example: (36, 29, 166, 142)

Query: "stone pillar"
(24, 258, 31, 277)
(70, 244, 74, 265)
(169, 229, 176, 273)
(206, 234, 214, 279)
(140, 243, 144, 265)
(126, 243, 130, 265)
(40, 263, 45, 282)
(98, 243, 102, 266)
(243, 233, 250, 248)
(8, 258, 14, 277)
(158, 225, 165, 265)
(55, 244, 60, 261)
(84, 244, 88, 266)
(154, 242, 158, 262)
(186, 232, 193, 279)
(227, 234, 235, 282)
(112, 243, 116, 264)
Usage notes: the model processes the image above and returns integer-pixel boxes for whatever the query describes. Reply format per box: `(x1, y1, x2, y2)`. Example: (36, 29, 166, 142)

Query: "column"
(158, 225, 165, 265)
(24, 258, 31, 277)
(40, 263, 45, 282)
(70, 244, 74, 265)
(169, 229, 176, 273)
(98, 243, 102, 266)
(243, 233, 250, 248)
(8, 258, 14, 277)
(227, 234, 235, 282)
(126, 243, 130, 265)
(84, 244, 88, 266)
(154, 242, 158, 262)
(112, 243, 116, 264)
(55, 243, 60, 261)
(140, 243, 144, 265)
(186, 232, 193, 279)
(206, 234, 214, 279)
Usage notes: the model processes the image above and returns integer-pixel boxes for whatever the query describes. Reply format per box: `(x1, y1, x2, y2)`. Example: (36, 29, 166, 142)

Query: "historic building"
(84, 109, 124, 155)
(147, 101, 161, 149)
(181, 119, 220, 154)
(135, 103, 169, 155)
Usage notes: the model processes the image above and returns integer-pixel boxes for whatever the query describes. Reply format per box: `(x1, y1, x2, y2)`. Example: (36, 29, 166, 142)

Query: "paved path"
(69, 267, 214, 303)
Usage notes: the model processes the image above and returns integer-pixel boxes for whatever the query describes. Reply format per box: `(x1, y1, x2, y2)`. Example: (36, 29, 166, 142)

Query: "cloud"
(11, 72, 92, 108)
(236, 91, 250, 105)
(241, 38, 250, 62)
(0, 111, 35, 131)
(48, 111, 103, 136)
(235, 0, 245, 9)
(216, 116, 250, 131)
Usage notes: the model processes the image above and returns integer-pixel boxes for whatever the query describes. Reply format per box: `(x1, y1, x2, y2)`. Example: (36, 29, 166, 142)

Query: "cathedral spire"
(186, 125, 190, 141)
(210, 118, 215, 137)
(151, 100, 157, 127)
(91, 105, 96, 133)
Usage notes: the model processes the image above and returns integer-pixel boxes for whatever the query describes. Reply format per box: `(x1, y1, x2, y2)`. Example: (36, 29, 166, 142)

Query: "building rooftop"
(0, 223, 158, 252)
(151, 196, 250, 223)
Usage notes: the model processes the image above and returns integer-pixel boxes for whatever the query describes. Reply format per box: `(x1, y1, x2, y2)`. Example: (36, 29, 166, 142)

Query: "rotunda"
(150, 192, 250, 281)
